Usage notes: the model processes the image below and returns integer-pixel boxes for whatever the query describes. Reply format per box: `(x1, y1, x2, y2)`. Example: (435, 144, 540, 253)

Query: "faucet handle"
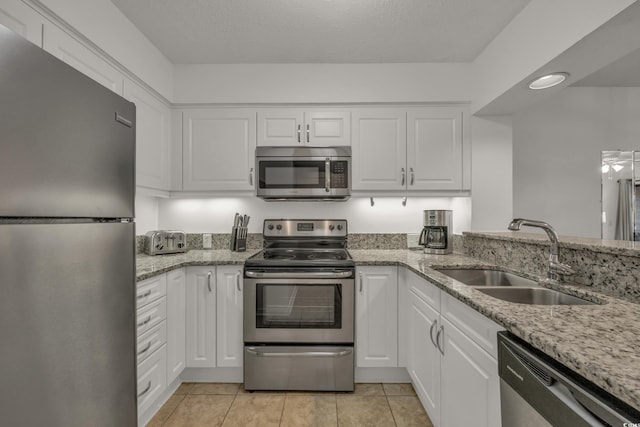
(550, 261, 575, 277)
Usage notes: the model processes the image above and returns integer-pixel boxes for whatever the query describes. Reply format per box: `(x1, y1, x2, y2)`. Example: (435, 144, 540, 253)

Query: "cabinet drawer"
(137, 274, 167, 309)
(137, 344, 167, 416)
(137, 296, 166, 337)
(441, 293, 504, 359)
(137, 320, 167, 364)
(406, 269, 440, 309)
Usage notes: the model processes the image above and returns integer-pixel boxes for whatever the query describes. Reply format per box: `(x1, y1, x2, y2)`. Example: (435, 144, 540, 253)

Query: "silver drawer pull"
(137, 341, 152, 356)
(429, 319, 438, 348)
(207, 271, 212, 293)
(246, 348, 352, 358)
(137, 315, 152, 328)
(137, 290, 152, 300)
(137, 381, 152, 398)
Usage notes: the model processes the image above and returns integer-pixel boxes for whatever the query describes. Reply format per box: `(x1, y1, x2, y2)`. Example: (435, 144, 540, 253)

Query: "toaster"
(145, 230, 188, 255)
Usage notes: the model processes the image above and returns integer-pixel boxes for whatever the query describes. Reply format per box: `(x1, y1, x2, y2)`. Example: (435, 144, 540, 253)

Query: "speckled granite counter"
(136, 250, 258, 281)
(136, 248, 640, 411)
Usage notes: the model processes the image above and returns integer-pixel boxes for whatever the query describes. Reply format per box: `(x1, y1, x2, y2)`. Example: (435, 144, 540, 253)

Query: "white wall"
(512, 87, 640, 238)
(173, 63, 471, 104)
(37, 0, 174, 100)
(152, 197, 471, 236)
(135, 195, 159, 235)
(471, 116, 513, 231)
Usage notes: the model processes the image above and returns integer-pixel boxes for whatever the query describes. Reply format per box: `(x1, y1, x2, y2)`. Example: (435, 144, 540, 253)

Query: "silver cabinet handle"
(137, 290, 151, 300)
(236, 272, 241, 292)
(359, 272, 363, 293)
(137, 381, 152, 398)
(249, 167, 253, 186)
(325, 158, 331, 192)
(401, 168, 405, 186)
(207, 271, 212, 293)
(306, 124, 310, 143)
(410, 167, 415, 186)
(137, 341, 152, 356)
(137, 315, 152, 328)
(429, 319, 438, 348)
(297, 124, 301, 143)
(436, 325, 445, 356)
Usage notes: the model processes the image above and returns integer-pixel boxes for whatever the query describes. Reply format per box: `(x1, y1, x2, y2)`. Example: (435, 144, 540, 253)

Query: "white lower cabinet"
(137, 343, 167, 417)
(166, 268, 186, 384)
(216, 266, 244, 368)
(185, 267, 217, 368)
(403, 269, 503, 427)
(355, 266, 398, 368)
(185, 265, 244, 369)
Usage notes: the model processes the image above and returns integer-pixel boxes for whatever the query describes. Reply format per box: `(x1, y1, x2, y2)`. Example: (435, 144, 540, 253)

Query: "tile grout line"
(159, 393, 187, 427)
(218, 386, 241, 427)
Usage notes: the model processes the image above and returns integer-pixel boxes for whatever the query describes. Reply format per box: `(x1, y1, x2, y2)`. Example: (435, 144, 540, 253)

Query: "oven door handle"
(246, 348, 353, 358)
(244, 270, 353, 279)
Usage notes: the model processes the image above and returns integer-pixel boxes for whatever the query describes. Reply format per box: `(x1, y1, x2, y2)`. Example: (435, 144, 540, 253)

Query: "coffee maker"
(418, 210, 453, 254)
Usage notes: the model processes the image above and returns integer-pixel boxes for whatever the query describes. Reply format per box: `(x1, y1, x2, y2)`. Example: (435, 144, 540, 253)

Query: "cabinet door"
(407, 107, 464, 190)
(352, 109, 407, 190)
(183, 109, 256, 191)
(0, 0, 43, 46)
(306, 111, 350, 146)
(440, 318, 500, 427)
(166, 268, 186, 384)
(408, 291, 441, 426)
(216, 266, 243, 368)
(42, 23, 123, 94)
(185, 267, 216, 368)
(257, 109, 304, 146)
(355, 266, 398, 368)
(124, 80, 171, 191)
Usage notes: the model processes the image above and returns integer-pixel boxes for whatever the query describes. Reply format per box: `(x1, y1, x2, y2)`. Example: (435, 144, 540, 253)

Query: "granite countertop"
(136, 248, 640, 411)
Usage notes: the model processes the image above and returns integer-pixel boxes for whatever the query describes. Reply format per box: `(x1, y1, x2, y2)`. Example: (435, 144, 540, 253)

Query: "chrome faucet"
(507, 218, 575, 282)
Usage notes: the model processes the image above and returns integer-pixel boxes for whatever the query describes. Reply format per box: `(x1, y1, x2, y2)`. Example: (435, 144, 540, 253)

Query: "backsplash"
(137, 233, 410, 254)
(460, 232, 640, 304)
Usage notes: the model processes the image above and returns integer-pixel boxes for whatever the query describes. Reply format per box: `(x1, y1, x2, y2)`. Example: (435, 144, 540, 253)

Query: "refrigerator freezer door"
(0, 25, 134, 218)
(0, 222, 136, 427)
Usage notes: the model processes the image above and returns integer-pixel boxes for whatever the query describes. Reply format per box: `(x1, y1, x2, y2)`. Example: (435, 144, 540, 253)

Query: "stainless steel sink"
(434, 268, 538, 287)
(476, 287, 596, 305)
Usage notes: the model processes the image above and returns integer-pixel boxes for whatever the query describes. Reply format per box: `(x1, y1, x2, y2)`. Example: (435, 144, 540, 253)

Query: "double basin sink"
(434, 268, 596, 306)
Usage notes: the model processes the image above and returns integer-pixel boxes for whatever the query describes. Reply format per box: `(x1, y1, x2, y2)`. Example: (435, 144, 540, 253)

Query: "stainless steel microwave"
(255, 146, 351, 201)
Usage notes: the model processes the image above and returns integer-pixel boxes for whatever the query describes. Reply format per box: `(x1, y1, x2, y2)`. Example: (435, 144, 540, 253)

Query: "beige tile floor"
(147, 382, 434, 427)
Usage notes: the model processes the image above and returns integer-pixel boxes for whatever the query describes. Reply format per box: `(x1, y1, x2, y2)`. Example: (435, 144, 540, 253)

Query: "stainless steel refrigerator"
(0, 25, 137, 426)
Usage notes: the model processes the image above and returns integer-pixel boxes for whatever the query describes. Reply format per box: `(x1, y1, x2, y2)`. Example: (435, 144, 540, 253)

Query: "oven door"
(256, 156, 350, 200)
(243, 272, 354, 344)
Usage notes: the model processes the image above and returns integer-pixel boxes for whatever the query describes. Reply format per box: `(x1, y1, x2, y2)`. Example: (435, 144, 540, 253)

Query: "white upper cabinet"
(0, 0, 43, 46)
(352, 109, 407, 191)
(257, 109, 350, 146)
(124, 79, 171, 191)
(352, 106, 469, 192)
(183, 109, 256, 191)
(407, 107, 465, 190)
(43, 23, 123, 94)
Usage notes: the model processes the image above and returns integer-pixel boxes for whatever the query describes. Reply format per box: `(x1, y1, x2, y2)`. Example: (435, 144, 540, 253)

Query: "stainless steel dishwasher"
(498, 332, 640, 427)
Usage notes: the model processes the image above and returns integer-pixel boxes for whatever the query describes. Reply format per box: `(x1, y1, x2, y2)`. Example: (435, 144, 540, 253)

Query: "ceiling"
(110, 0, 530, 64)
(572, 48, 640, 87)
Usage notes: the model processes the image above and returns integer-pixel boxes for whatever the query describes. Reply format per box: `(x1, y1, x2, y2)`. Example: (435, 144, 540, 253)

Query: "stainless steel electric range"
(243, 219, 355, 391)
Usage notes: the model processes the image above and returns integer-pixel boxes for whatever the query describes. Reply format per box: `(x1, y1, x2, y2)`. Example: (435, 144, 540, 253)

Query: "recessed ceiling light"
(528, 72, 570, 90)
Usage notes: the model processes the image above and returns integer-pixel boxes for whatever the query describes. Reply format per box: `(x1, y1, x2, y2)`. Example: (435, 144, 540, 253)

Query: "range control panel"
(263, 219, 347, 238)
(145, 230, 187, 255)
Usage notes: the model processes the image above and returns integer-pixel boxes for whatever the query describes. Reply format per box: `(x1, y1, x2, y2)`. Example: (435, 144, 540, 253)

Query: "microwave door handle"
(325, 158, 331, 192)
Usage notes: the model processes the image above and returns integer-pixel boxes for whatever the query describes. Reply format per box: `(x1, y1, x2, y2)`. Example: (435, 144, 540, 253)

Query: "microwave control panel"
(330, 161, 348, 188)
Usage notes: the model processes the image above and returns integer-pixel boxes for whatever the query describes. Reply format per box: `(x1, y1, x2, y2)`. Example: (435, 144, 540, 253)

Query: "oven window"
(256, 283, 342, 328)
(259, 161, 325, 189)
